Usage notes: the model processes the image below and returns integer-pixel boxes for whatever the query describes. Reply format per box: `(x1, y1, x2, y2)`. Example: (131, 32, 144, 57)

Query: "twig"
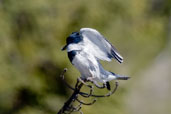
(76, 98, 96, 105)
(57, 68, 119, 114)
(79, 81, 118, 98)
(57, 78, 83, 114)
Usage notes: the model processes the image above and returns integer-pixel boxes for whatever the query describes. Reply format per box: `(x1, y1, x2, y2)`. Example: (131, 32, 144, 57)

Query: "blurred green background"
(0, 0, 171, 114)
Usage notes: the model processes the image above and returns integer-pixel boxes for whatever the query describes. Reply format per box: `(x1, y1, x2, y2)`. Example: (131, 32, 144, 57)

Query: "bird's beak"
(61, 44, 68, 51)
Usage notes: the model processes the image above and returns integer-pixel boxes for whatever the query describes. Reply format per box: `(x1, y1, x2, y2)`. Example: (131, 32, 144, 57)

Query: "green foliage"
(0, 0, 170, 114)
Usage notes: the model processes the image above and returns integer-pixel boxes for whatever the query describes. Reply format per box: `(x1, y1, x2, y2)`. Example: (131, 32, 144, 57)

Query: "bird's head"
(62, 32, 83, 51)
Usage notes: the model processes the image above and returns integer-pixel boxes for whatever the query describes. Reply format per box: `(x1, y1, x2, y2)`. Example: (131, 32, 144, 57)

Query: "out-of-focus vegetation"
(0, 0, 170, 114)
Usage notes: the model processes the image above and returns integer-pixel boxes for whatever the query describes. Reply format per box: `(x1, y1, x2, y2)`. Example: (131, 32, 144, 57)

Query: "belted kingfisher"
(62, 28, 129, 90)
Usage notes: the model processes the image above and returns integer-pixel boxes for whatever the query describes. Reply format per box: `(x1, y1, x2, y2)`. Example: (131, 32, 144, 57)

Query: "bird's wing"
(80, 28, 123, 63)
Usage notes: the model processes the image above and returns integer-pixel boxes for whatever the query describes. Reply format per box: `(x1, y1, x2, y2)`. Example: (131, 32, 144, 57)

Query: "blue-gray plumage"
(62, 28, 129, 90)
(68, 51, 77, 63)
(67, 32, 83, 45)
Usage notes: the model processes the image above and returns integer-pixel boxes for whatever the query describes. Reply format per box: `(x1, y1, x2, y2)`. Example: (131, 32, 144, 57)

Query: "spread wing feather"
(80, 28, 123, 63)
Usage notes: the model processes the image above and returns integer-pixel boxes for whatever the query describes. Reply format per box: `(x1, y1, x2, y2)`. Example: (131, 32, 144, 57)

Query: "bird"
(62, 28, 129, 90)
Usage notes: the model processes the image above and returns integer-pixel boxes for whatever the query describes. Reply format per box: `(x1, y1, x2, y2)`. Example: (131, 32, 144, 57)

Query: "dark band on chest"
(68, 51, 77, 63)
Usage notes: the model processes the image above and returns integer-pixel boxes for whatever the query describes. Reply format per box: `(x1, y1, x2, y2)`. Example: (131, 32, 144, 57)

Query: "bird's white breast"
(72, 51, 100, 79)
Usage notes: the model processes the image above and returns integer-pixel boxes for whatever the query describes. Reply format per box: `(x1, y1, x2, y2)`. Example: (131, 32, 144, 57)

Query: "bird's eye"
(76, 32, 79, 35)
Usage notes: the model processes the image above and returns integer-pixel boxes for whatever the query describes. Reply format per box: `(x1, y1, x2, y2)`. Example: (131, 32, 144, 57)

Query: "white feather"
(72, 50, 116, 83)
(66, 28, 123, 83)
(80, 28, 123, 63)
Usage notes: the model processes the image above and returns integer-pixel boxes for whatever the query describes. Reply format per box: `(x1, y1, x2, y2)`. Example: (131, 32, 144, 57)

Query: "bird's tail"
(110, 72, 130, 80)
(116, 76, 130, 80)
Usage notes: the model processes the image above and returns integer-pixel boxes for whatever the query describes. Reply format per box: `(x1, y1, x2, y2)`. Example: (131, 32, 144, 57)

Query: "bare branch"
(57, 68, 119, 114)
(76, 98, 96, 105)
(60, 68, 75, 91)
(78, 81, 118, 98)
